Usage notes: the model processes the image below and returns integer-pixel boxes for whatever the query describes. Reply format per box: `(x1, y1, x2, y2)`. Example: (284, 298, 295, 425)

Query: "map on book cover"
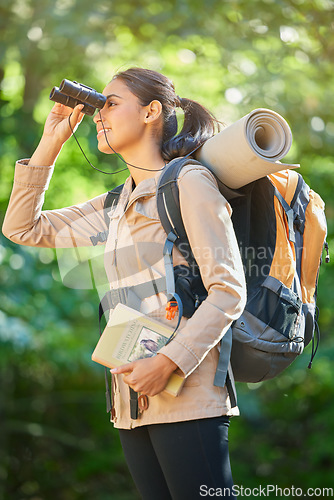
(91, 303, 185, 396)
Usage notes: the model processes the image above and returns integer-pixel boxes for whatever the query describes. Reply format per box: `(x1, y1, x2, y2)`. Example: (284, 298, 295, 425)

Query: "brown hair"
(112, 67, 220, 161)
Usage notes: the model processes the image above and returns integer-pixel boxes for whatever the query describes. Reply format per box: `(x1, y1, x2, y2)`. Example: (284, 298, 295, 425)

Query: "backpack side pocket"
(300, 190, 327, 304)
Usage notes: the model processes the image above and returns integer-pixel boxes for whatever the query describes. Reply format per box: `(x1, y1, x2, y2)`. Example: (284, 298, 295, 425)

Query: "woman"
(3, 68, 246, 499)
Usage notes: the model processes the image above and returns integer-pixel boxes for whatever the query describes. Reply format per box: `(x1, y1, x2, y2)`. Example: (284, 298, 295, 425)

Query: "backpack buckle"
(90, 231, 108, 246)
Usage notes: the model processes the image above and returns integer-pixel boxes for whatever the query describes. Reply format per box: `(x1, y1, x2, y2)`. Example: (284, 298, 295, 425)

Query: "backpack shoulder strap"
(103, 184, 124, 225)
(157, 157, 203, 268)
(157, 157, 242, 260)
(90, 184, 124, 246)
(157, 157, 240, 398)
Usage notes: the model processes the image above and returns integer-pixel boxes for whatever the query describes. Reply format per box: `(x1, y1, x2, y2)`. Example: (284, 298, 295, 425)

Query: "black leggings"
(118, 416, 236, 500)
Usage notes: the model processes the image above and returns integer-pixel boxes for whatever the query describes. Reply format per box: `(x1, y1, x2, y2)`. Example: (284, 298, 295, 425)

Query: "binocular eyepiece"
(49, 79, 106, 116)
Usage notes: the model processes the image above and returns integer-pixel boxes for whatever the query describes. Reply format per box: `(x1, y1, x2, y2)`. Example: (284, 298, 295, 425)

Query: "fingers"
(123, 375, 134, 388)
(110, 364, 137, 389)
(110, 359, 166, 396)
(51, 102, 73, 116)
(51, 102, 84, 122)
(110, 364, 133, 375)
(72, 103, 85, 120)
(68, 104, 84, 129)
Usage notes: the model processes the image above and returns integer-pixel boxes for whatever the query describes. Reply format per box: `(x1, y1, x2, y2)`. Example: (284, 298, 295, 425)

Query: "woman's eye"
(108, 101, 116, 108)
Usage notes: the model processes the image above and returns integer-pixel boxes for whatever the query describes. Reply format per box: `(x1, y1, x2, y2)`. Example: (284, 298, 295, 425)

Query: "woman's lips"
(97, 128, 111, 138)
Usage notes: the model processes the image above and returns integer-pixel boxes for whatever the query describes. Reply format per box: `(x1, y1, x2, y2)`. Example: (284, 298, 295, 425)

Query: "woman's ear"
(144, 100, 163, 124)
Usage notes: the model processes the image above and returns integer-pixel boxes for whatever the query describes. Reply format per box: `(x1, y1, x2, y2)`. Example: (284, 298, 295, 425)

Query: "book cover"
(91, 303, 185, 396)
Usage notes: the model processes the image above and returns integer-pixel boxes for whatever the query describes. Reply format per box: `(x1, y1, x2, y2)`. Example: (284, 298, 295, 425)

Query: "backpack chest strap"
(99, 276, 167, 321)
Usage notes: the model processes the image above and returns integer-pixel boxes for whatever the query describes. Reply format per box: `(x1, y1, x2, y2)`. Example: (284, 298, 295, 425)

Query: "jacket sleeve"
(2, 160, 107, 248)
(158, 165, 246, 377)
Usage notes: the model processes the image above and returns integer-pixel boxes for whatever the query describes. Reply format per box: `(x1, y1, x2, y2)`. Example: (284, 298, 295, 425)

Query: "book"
(91, 303, 185, 397)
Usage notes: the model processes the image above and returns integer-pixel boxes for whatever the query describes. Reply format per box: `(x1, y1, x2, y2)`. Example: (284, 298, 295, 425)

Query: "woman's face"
(93, 78, 149, 156)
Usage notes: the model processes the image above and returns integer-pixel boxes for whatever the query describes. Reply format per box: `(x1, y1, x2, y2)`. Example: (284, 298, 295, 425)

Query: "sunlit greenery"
(1, 0, 333, 498)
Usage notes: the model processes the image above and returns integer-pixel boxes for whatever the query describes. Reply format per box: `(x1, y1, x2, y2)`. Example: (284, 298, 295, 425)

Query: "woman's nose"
(93, 111, 103, 124)
(93, 113, 100, 124)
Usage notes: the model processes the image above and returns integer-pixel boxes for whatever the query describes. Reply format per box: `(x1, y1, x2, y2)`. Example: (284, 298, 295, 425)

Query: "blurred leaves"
(0, 0, 333, 498)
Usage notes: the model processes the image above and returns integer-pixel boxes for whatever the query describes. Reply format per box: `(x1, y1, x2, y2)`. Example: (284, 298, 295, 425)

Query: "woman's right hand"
(43, 102, 85, 145)
(28, 102, 85, 166)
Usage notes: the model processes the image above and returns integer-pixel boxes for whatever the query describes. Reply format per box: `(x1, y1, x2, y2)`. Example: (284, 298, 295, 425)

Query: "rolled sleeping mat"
(195, 108, 299, 189)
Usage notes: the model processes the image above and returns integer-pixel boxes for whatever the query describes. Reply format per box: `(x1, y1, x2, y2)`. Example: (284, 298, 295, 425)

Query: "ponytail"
(161, 97, 220, 161)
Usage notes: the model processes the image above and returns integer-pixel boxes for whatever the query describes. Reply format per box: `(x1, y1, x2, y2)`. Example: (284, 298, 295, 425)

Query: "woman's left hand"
(110, 354, 178, 397)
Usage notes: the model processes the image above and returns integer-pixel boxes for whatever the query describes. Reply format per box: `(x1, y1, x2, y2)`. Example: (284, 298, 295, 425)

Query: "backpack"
(95, 156, 328, 404)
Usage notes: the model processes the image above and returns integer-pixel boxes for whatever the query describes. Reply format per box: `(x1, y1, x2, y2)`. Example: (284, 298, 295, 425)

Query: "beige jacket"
(3, 159, 246, 429)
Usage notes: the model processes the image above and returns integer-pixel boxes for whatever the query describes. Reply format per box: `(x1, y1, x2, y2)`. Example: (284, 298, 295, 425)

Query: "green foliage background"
(0, 1, 333, 498)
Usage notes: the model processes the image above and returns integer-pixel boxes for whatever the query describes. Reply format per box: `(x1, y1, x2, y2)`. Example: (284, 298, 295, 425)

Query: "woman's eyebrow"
(106, 93, 123, 99)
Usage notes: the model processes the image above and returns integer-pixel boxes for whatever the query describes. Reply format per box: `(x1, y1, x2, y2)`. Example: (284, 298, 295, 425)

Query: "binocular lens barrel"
(49, 87, 96, 116)
(59, 79, 106, 109)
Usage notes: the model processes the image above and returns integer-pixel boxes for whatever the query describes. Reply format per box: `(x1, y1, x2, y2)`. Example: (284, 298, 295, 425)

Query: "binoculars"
(49, 79, 106, 116)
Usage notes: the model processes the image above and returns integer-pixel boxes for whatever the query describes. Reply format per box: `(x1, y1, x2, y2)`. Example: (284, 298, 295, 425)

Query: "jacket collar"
(117, 170, 163, 213)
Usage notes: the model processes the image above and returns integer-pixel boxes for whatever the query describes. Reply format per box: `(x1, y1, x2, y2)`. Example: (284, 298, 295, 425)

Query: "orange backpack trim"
(268, 170, 299, 289)
(301, 190, 327, 303)
(268, 169, 327, 304)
